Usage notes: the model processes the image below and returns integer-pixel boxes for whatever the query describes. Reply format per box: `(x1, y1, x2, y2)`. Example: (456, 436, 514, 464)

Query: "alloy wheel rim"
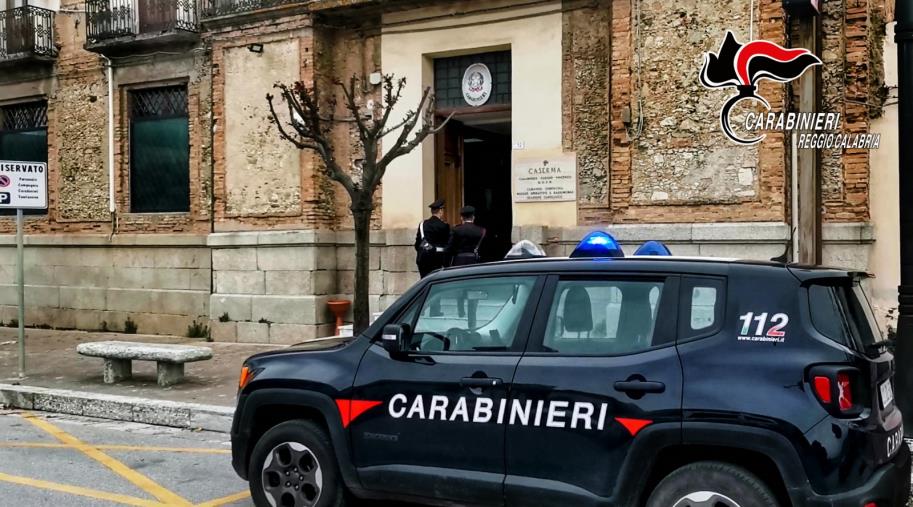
(672, 491, 742, 507)
(261, 441, 323, 507)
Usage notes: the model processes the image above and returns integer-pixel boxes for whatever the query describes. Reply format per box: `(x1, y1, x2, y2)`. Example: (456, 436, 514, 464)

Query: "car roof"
(428, 256, 864, 282)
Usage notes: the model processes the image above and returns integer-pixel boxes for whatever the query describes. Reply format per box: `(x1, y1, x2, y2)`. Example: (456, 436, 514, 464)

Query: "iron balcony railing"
(200, 0, 300, 19)
(0, 6, 57, 60)
(86, 0, 198, 42)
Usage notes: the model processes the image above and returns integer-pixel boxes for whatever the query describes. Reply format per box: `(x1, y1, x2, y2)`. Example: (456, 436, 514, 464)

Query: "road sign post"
(0, 161, 49, 379)
(16, 209, 23, 378)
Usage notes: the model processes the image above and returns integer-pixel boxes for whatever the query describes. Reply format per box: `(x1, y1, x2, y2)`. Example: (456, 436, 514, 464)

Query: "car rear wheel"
(646, 461, 779, 507)
(248, 420, 345, 507)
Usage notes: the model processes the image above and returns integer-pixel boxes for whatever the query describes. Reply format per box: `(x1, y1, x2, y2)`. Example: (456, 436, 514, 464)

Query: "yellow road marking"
(195, 490, 251, 507)
(0, 441, 231, 454)
(0, 471, 164, 507)
(22, 412, 193, 506)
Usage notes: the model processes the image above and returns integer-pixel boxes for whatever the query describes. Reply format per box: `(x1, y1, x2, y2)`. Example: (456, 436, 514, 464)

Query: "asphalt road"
(0, 409, 251, 506)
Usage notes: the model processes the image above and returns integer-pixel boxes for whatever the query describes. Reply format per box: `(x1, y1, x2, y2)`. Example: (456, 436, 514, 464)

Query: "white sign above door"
(462, 63, 493, 107)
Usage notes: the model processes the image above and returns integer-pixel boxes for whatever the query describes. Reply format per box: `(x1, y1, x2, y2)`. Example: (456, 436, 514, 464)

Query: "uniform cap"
(459, 205, 476, 217)
(429, 198, 445, 210)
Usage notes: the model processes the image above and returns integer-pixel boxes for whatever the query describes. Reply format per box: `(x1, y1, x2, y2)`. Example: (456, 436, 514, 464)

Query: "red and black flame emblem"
(700, 30, 821, 144)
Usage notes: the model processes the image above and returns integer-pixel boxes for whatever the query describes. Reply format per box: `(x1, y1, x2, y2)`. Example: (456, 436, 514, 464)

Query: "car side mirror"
(381, 324, 410, 356)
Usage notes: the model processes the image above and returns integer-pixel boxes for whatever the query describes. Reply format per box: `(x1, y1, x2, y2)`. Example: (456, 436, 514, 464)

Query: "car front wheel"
(248, 420, 345, 507)
(646, 461, 780, 507)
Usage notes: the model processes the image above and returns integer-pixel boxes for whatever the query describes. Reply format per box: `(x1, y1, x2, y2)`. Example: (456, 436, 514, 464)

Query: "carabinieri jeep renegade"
(231, 234, 911, 507)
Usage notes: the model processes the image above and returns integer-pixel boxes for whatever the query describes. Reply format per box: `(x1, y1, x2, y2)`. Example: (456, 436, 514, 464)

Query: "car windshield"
(808, 281, 885, 352)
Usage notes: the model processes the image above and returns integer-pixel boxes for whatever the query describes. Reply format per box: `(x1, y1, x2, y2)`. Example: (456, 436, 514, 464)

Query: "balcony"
(0, 6, 57, 66)
(85, 0, 198, 54)
(199, 0, 303, 22)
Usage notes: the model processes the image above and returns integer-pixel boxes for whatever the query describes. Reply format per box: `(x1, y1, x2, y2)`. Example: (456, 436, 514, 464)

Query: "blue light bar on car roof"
(570, 231, 625, 258)
(634, 240, 672, 256)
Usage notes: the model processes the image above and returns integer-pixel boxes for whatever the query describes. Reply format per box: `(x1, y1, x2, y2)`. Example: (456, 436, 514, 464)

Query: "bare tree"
(266, 75, 450, 333)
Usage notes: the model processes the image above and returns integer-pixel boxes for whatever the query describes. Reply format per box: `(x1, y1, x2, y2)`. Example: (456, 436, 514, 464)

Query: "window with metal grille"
(433, 51, 511, 109)
(129, 85, 190, 213)
(0, 101, 48, 216)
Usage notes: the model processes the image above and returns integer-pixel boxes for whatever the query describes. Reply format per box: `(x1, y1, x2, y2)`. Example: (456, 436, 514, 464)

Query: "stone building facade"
(0, 0, 897, 340)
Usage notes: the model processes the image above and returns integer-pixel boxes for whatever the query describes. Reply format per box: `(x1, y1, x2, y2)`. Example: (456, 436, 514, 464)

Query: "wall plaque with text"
(513, 154, 577, 202)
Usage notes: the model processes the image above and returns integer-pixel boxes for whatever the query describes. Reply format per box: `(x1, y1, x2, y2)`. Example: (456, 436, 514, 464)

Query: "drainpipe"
(102, 55, 116, 228)
(894, 1, 913, 435)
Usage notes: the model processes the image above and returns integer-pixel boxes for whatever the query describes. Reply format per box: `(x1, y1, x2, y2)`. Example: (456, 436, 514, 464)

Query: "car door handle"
(460, 377, 503, 388)
(614, 380, 665, 394)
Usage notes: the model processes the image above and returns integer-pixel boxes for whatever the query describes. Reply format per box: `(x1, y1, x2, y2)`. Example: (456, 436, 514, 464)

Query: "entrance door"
(138, 0, 175, 33)
(4, 0, 31, 55)
(435, 119, 463, 227)
(434, 116, 513, 261)
(462, 122, 512, 261)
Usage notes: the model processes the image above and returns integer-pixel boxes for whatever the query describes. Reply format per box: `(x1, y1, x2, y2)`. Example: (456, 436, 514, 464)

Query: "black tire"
(248, 420, 345, 507)
(646, 461, 780, 507)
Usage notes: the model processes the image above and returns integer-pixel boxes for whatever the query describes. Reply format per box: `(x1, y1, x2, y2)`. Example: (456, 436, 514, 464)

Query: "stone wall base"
(0, 222, 875, 340)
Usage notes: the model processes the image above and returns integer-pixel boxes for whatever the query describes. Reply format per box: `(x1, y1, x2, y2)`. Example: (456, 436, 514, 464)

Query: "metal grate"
(434, 51, 511, 109)
(0, 101, 47, 132)
(129, 85, 188, 119)
(200, 0, 300, 19)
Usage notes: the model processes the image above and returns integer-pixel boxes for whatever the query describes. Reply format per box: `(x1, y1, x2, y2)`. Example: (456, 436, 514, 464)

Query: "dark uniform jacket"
(446, 222, 486, 266)
(414, 216, 450, 277)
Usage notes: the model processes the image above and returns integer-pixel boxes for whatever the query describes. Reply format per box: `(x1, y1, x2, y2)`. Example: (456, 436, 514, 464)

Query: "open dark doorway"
(434, 115, 512, 263)
(462, 121, 511, 261)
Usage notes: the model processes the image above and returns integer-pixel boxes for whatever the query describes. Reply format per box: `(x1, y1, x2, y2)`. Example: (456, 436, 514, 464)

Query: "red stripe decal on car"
(615, 417, 652, 437)
(336, 399, 383, 428)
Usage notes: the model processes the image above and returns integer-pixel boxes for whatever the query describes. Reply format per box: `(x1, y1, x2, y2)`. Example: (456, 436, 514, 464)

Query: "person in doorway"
(447, 206, 486, 319)
(415, 198, 450, 277)
(447, 205, 486, 266)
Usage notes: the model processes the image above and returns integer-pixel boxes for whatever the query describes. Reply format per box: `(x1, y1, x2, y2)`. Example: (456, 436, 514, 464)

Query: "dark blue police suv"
(231, 236, 910, 507)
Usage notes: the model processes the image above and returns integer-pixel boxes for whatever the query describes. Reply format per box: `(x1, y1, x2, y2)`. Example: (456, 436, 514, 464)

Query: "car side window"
(408, 276, 538, 353)
(541, 279, 665, 355)
(680, 277, 726, 340)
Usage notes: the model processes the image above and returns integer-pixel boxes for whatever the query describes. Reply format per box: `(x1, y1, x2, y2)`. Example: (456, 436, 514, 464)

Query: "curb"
(0, 383, 234, 433)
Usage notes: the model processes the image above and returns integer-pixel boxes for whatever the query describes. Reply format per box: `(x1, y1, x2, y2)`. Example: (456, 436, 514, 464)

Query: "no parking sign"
(0, 160, 48, 209)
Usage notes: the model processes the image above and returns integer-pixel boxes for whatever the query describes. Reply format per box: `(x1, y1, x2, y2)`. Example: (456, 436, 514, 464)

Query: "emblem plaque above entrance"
(462, 63, 492, 107)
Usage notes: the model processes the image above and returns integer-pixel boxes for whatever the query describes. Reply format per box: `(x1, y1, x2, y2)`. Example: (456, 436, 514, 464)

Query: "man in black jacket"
(414, 199, 450, 278)
(446, 205, 486, 267)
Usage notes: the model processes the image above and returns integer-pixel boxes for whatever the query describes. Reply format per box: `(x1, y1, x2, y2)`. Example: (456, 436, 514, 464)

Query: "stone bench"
(76, 341, 213, 387)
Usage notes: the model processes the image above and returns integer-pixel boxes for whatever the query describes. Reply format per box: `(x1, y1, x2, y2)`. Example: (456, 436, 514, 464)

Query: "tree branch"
(337, 76, 370, 146)
(372, 75, 406, 138)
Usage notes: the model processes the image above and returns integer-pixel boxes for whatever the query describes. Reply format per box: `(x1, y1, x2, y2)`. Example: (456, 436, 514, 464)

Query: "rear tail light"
(813, 376, 832, 403)
(808, 366, 864, 417)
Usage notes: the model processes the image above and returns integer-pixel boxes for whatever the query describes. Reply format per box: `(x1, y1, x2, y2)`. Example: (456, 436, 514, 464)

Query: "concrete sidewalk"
(0, 327, 293, 431)
(0, 327, 283, 406)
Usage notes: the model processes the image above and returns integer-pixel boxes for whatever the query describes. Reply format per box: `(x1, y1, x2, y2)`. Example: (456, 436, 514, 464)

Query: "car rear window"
(808, 282, 885, 352)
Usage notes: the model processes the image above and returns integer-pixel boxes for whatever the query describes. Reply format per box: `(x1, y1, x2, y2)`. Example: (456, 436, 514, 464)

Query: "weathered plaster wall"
(54, 78, 110, 221)
(630, 0, 759, 205)
(209, 13, 331, 231)
(224, 40, 302, 216)
(563, 0, 611, 208)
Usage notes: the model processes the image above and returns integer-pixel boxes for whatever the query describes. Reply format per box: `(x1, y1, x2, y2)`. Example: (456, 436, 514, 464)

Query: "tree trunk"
(352, 204, 372, 334)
